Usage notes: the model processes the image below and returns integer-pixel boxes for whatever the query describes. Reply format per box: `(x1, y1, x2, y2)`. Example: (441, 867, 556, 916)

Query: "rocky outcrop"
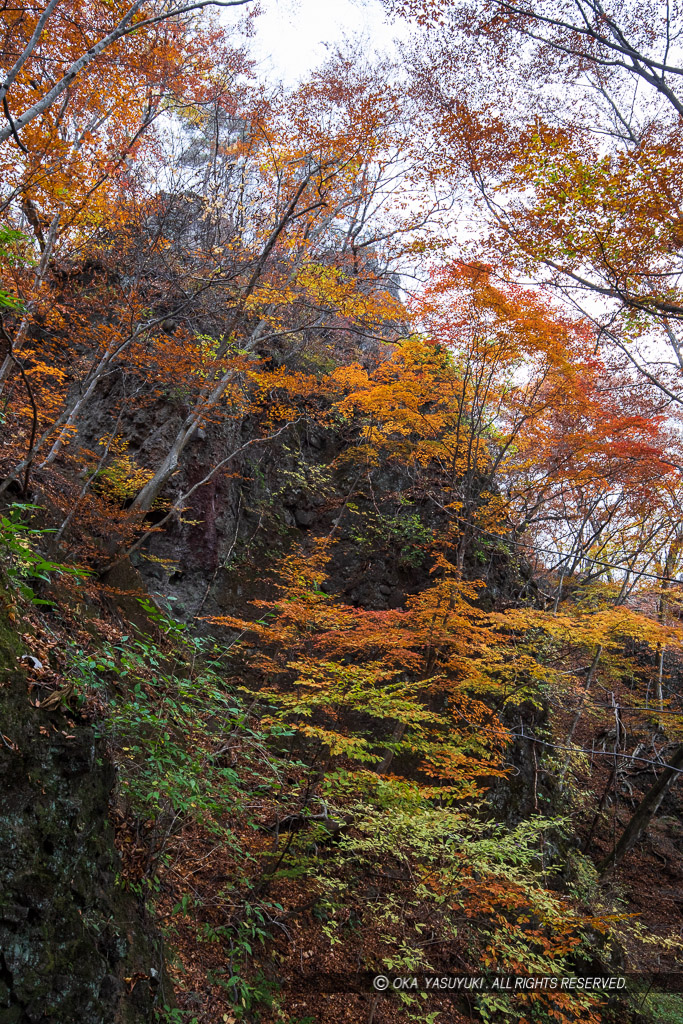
(0, 598, 167, 1024)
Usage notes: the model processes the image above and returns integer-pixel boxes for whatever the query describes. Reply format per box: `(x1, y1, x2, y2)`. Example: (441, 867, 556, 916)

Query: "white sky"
(227, 0, 397, 84)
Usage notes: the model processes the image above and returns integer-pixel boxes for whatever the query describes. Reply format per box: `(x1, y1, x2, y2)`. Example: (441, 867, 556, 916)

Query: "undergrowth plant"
(64, 600, 295, 1018)
(0, 502, 90, 602)
(67, 602, 279, 862)
(283, 772, 610, 1024)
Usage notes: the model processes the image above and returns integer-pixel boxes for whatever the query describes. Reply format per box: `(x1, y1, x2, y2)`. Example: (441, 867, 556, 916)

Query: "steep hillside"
(1, 4, 683, 1020)
(0, 582, 167, 1024)
(0, 404, 681, 1023)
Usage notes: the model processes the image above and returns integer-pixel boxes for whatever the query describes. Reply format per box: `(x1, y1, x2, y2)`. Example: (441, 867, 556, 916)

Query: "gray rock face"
(0, 608, 167, 1024)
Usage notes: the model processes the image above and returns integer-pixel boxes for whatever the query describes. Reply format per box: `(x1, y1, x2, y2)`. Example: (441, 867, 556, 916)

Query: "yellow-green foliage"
(95, 439, 153, 502)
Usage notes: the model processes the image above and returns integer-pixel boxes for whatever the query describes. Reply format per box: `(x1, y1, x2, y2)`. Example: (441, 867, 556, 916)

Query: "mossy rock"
(0, 590, 169, 1023)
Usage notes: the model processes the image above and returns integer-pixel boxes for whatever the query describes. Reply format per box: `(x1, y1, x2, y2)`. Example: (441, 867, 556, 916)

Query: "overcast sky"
(227, 0, 398, 83)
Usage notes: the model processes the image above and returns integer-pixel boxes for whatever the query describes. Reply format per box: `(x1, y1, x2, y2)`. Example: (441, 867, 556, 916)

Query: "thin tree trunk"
(0, 211, 60, 390)
(566, 644, 603, 746)
(597, 742, 683, 875)
(582, 765, 617, 854)
(0, 0, 253, 147)
(656, 647, 664, 715)
(376, 720, 406, 775)
(129, 164, 347, 513)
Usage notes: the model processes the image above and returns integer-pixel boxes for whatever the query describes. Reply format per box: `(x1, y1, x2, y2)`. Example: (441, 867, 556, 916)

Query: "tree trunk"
(376, 721, 407, 775)
(565, 644, 603, 747)
(0, 211, 60, 390)
(597, 742, 683, 875)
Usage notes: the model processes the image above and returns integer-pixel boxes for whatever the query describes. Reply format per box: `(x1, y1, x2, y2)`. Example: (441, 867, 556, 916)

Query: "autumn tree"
(0, 0, 254, 148)
(0, 43, 452, 567)
(386, 0, 683, 408)
(332, 256, 683, 871)
(208, 541, 513, 794)
(0, 1, 255, 386)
